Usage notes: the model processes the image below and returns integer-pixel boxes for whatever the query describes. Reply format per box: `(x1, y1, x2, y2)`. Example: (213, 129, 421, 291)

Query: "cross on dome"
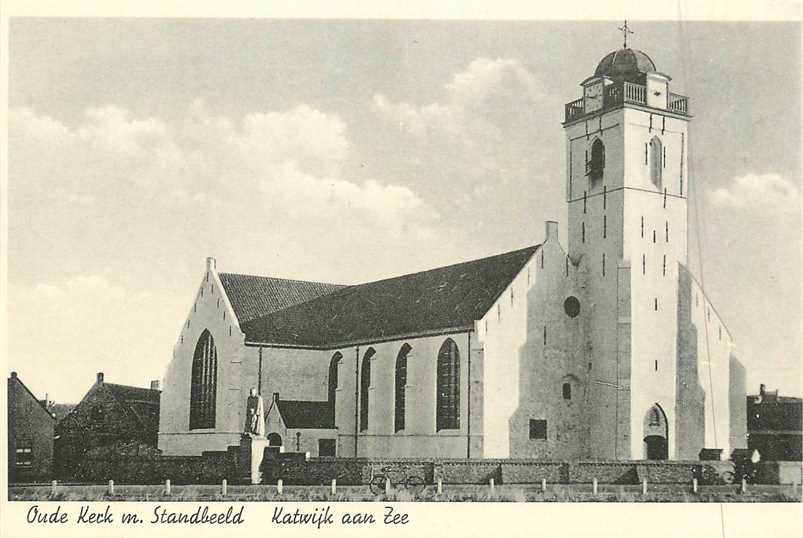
(617, 20, 634, 48)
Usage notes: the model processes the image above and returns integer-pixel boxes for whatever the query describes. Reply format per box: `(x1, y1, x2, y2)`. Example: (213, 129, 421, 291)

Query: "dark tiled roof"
(105, 383, 160, 434)
(242, 245, 539, 347)
(277, 400, 334, 429)
(219, 273, 345, 323)
(8, 374, 55, 420)
(48, 403, 75, 422)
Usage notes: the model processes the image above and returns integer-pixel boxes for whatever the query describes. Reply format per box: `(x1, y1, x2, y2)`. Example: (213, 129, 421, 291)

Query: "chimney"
(10, 371, 17, 379)
(97, 372, 104, 384)
(545, 221, 559, 242)
(150, 380, 160, 391)
(273, 392, 280, 403)
(206, 257, 216, 272)
(759, 384, 766, 397)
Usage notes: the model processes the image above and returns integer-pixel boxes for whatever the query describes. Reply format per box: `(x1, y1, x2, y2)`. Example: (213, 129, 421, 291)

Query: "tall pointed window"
(587, 138, 605, 188)
(328, 352, 342, 423)
(395, 344, 411, 432)
(436, 339, 460, 431)
(650, 136, 663, 189)
(189, 330, 217, 430)
(359, 348, 375, 432)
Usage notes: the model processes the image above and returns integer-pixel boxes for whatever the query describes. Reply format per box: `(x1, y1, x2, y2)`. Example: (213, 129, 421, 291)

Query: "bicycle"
(368, 465, 426, 496)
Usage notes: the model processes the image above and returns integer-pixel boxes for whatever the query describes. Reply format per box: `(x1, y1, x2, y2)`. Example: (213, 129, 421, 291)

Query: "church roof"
(241, 245, 539, 348)
(276, 400, 334, 429)
(218, 273, 346, 323)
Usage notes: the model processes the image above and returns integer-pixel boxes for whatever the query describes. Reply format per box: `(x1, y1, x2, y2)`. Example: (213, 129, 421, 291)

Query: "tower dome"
(594, 48, 657, 82)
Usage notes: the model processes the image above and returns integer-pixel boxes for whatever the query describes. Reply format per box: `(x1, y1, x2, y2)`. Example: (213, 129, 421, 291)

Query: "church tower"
(562, 34, 691, 459)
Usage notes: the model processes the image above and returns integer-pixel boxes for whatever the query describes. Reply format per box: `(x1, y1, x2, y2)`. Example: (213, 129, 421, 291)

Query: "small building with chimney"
(747, 384, 802, 461)
(54, 373, 161, 474)
(7, 372, 56, 483)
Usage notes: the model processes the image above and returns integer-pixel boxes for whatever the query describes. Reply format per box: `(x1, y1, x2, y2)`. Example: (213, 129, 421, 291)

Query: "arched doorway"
(267, 432, 282, 447)
(643, 404, 668, 460)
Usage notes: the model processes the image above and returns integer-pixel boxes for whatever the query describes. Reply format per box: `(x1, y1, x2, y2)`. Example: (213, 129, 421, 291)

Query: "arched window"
(395, 344, 411, 432)
(189, 330, 217, 430)
(359, 348, 375, 432)
(587, 138, 605, 187)
(436, 339, 460, 431)
(650, 136, 662, 189)
(562, 382, 572, 400)
(328, 352, 342, 424)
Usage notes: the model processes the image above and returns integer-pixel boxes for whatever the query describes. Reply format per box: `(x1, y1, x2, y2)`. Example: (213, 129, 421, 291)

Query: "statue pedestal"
(239, 434, 269, 484)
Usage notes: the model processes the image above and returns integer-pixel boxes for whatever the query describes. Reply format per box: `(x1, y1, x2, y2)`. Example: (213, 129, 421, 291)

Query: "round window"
(564, 296, 581, 318)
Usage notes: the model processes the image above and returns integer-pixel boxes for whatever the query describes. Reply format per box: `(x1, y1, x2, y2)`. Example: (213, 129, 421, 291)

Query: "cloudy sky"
(7, 19, 800, 403)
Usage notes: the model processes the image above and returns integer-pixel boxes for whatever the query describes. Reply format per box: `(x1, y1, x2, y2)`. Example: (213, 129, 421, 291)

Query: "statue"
(244, 388, 265, 436)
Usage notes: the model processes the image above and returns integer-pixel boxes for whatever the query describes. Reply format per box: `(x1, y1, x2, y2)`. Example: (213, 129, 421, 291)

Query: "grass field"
(9, 483, 802, 502)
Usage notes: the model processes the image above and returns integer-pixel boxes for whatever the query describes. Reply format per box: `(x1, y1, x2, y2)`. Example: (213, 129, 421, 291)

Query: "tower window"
(582, 222, 585, 243)
(650, 136, 663, 189)
(529, 419, 547, 440)
(653, 230, 656, 243)
(603, 215, 607, 238)
(641, 216, 644, 238)
(602, 253, 606, 276)
(654, 298, 659, 311)
(562, 383, 572, 400)
(642, 254, 646, 275)
(655, 360, 658, 371)
(666, 221, 669, 242)
(587, 139, 605, 188)
(662, 255, 666, 276)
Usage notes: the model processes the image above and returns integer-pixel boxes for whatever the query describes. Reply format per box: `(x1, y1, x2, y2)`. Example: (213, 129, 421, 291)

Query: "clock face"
(585, 83, 603, 112)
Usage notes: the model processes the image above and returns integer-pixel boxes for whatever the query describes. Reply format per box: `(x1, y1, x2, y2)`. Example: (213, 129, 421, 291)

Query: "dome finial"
(617, 19, 634, 49)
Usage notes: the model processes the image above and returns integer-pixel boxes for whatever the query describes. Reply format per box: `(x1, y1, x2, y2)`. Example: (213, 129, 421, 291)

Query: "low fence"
(56, 449, 802, 487)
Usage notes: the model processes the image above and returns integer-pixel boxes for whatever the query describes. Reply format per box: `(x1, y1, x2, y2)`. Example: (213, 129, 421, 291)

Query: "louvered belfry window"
(436, 339, 460, 431)
(189, 329, 217, 430)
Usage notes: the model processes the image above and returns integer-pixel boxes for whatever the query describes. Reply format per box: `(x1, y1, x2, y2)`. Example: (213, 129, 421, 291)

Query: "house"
(7, 372, 56, 483)
(55, 373, 161, 473)
(747, 384, 802, 461)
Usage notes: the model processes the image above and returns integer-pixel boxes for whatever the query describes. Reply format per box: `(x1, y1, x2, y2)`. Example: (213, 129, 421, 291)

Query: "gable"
(241, 245, 539, 347)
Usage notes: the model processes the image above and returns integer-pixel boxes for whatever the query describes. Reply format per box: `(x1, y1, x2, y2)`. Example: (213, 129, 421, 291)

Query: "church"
(158, 40, 747, 461)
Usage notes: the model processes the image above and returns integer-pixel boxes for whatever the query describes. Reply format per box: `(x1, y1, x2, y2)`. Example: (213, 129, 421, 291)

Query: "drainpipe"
(467, 330, 472, 459)
(354, 346, 360, 458)
(258, 346, 263, 394)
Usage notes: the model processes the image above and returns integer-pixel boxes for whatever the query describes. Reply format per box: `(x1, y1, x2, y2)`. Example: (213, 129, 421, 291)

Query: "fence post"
(489, 477, 495, 493)
(384, 477, 391, 496)
(277, 478, 283, 495)
(541, 479, 547, 493)
(740, 478, 747, 494)
(108, 480, 115, 496)
(221, 479, 227, 496)
(437, 478, 443, 495)
(305, 452, 310, 462)
(51, 480, 57, 496)
(692, 477, 698, 494)
(642, 478, 648, 495)
(331, 479, 336, 495)
(592, 478, 598, 495)
(165, 479, 171, 496)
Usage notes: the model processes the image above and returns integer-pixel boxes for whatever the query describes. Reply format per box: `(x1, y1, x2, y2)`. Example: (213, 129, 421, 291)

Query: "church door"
(644, 435, 668, 460)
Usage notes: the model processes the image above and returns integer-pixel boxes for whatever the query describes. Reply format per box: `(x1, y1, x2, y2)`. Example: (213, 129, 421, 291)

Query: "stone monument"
(239, 388, 269, 484)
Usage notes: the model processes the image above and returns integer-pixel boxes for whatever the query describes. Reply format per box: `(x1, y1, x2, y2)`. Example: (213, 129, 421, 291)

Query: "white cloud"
(708, 173, 800, 211)
(9, 101, 435, 239)
(9, 275, 185, 402)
